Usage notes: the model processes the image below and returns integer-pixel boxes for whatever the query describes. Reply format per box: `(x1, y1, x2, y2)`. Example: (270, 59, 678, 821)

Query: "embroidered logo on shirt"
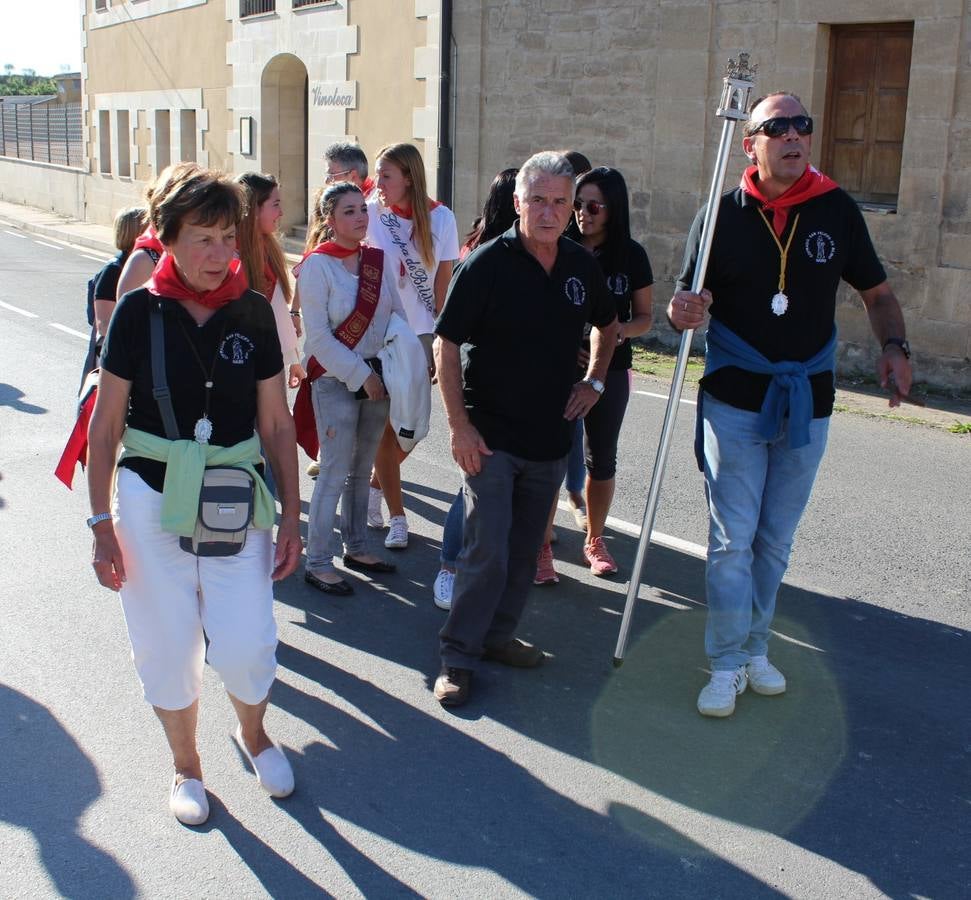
(220, 333, 255, 365)
(564, 276, 586, 306)
(607, 273, 629, 296)
(805, 231, 836, 264)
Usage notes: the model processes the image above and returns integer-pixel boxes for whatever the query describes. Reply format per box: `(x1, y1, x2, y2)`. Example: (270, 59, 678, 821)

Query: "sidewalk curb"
(0, 203, 116, 256)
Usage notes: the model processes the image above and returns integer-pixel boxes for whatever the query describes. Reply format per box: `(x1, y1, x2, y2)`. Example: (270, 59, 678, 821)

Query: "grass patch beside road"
(631, 345, 705, 383)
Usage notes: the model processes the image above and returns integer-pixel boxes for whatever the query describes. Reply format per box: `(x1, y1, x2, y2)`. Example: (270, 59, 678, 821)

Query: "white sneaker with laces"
(433, 569, 455, 610)
(746, 655, 787, 695)
(367, 487, 385, 529)
(697, 666, 748, 717)
(384, 515, 409, 549)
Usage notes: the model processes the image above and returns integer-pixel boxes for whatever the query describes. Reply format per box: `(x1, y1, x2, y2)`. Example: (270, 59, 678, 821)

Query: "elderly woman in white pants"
(86, 166, 302, 826)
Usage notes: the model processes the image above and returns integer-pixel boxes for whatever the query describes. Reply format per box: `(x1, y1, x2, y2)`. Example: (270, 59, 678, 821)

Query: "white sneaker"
(367, 487, 385, 529)
(169, 776, 209, 826)
(384, 515, 409, 549)
(697, 666, 748, 717)
(433, 568, 455, 610)
(746, 655, 787, 695)
(234, 725, 294, 798)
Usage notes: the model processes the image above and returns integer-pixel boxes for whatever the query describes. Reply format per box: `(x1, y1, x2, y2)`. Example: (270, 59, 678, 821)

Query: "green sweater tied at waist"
(119, 428, 275, 536)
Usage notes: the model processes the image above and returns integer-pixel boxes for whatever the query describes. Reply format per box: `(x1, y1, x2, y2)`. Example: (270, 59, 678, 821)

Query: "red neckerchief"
(740, 165, 839, 236)
(133, 225, 164, 254)
(147, 252, 249, 309)
(292, 240, 360, 278)
(361, 176, 375, 199)
(262, 260, 277, 302)
(388, 198, 443, 219)
(292, 246, 385, 460)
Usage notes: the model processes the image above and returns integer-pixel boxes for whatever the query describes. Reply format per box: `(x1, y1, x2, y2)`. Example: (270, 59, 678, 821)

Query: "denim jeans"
(307, 376, 390, 572)
(565, 417, 586, 495)
(440, 449, 567, 668)
(702, 393, 830, 670)
(441, 488, 464, 566)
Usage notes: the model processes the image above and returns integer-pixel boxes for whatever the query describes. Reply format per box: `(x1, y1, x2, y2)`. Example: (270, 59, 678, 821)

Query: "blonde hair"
(376, 142, 435, 270)
(234, 172, 292, 303)
(113, 207, 147, 254)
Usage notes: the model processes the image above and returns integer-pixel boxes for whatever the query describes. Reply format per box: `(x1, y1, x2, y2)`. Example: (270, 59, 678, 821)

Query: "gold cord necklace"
(757, 209, 800, 316)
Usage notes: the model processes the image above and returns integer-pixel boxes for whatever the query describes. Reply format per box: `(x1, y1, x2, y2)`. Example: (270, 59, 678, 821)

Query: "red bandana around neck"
(133, 225, 164, 254)
(292, 240, 360, 278)
(361, 176, 376, 199)
(147, 252, 249, 309)
(389, 198, 443, 219)
(262, 260, 277, 302)
(740, 165, 839, 236)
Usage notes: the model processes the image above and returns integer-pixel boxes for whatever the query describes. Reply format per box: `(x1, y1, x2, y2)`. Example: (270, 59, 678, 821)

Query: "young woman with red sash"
(235, 172, 306, 389)
(365, 143, 460, 548)
(298, 182, 404, 595)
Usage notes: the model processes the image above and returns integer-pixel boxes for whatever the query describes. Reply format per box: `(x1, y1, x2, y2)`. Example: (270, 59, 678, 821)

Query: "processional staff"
(612, 54, 757, 666)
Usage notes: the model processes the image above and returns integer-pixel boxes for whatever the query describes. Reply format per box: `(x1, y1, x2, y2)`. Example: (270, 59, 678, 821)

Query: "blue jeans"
(307, 377, 390, 572)
(702, 393, 829, 670)
(565, 417, 585, 495)
(441, 489, 464, 566)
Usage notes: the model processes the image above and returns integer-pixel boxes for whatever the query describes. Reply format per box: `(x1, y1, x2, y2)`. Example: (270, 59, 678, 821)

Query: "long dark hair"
(575, 166, 631, 273)
(464, 167, 518, 253)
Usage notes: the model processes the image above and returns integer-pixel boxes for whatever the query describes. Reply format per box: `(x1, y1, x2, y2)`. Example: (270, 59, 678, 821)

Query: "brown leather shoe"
(434, 666, 472, 707)
(481, 638, 545, 668)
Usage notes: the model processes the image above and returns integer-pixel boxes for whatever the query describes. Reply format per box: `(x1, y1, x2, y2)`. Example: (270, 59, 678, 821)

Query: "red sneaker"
(583, 536, 618, 576)
(533, 543, 559, 585)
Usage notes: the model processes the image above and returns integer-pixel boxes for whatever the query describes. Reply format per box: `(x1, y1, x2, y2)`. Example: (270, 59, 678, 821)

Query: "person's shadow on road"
(0, 683, 135, 898)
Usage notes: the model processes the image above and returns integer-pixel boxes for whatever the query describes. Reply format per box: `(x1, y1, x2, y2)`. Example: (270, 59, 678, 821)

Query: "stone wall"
(453, 0, 971, 389)
(0, 157, 86, 220)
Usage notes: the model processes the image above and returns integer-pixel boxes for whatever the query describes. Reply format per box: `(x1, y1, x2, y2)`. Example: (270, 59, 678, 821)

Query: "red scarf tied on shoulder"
(147, 252, 249, 309)
(133, 225, 164, 255)
(388, 198, 442, 219)
(740, 165, 839, 236)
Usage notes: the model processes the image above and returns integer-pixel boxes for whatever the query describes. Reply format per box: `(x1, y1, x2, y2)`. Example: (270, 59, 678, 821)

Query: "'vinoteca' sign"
(311, 82, 356, 108)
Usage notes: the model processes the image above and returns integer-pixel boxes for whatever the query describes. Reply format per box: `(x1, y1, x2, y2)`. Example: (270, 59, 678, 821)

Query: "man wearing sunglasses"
(322, 141, 375, 197)
(669, 91, 913, 718)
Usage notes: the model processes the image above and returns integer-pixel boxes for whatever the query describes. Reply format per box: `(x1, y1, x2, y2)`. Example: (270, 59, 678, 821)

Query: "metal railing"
(0, 102, 84, 168)
(293, 0, 333, 8)
(240, 0, 275, 16)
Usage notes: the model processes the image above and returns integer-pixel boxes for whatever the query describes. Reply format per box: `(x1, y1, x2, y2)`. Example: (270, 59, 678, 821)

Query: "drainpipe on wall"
(436, 0, 453, 207)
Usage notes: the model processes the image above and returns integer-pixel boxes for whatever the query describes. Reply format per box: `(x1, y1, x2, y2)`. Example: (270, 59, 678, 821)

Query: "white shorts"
(112, 467, 278, 710)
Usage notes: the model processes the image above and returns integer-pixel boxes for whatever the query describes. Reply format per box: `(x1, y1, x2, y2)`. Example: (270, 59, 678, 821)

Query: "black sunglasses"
(573, 199, 607, 215)
(749, 115, 814, 138)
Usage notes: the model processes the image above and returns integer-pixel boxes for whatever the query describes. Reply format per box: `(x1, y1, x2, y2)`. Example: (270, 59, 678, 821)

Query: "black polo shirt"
(677, 185, 886, 416)
(100, 287, 283, 491)
(589, 238, 654, 371)
(435, 223, 617, 461)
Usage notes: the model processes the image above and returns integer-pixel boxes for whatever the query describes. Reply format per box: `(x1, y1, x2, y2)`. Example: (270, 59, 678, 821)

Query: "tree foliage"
(0, 74, 58, 96)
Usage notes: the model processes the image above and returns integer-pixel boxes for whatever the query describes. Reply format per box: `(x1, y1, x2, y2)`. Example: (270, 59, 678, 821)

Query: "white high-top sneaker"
(367, 487, 385, 529)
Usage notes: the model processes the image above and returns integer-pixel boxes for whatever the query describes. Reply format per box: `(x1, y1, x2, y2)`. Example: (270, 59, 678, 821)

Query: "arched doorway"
(261, 54, 308, 230)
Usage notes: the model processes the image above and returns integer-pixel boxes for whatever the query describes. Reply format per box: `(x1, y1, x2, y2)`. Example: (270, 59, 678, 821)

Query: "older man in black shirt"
(432, 151, 619, 706)
(670, 92, 913, 718)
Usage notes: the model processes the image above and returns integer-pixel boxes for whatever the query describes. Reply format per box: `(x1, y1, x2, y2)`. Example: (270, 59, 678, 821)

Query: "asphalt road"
(1, 221, 969, 899)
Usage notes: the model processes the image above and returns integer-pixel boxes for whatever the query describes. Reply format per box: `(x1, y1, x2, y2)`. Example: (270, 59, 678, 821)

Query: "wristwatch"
(583, 377, 605, 395)
(882, 337, 911, 359)
(86, 512, 113, 528)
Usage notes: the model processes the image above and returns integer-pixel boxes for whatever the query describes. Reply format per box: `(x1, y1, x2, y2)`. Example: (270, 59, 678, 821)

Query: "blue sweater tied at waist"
(694, 318, 837, 469)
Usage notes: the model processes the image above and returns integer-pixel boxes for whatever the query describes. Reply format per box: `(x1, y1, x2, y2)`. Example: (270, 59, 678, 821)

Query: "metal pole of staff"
(612, 54, 757, 668)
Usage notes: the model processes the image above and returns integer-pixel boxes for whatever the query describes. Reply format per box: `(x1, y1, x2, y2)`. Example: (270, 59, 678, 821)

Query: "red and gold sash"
(293, 245, 385, 459)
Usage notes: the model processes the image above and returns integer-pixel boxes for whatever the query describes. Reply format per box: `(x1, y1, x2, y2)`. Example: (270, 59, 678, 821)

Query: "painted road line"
(634, 389, 697, 407)
(3, 230, 27, 239)
(34, 240, 63, 250)
(555, 500, 706, 559)
(81, 254, 111, 263)
(49, 322, 89, 340)
(0, 300, 39, 318)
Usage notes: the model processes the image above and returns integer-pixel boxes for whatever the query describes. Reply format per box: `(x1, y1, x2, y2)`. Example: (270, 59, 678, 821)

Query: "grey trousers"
(307, 376, 390, 571)
(439, 448, 567, 669)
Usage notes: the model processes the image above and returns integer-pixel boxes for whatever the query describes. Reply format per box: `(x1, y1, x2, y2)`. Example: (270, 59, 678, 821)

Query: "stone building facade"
(452, 1, 971, 387)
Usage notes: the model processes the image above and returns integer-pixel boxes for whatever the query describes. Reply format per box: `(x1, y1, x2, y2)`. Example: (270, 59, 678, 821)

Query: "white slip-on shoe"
(433, 568, 455, 610)
(384, 515, 409, 549)
(234, 725, 294, 798)
(367, 487, 385, 529)
(697, 666, 748, 717)
(169, 776, 209, 826)
(746, 655, 787, 695)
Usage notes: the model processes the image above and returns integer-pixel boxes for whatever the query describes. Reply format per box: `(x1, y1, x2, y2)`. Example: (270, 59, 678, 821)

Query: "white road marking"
(634, 389, 697, 407)
(3, 230, 27, 239)
(81, 254, 111, 263)
(555, 500, 706, 558)
(33, 240, 62, 250)
(0, 300, 39, 318)
(49, 322, 88, 339)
